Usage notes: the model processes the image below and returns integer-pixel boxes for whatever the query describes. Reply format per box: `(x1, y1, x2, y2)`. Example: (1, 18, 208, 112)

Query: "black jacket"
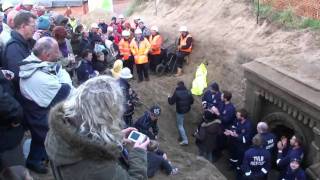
(2, 31, 33, 88)
(0, 72, 24, 152)
(195, 119, 222, 152)
(168, 85, 194, 114)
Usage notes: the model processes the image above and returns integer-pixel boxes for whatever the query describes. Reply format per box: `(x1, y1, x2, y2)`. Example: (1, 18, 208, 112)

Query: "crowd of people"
(0, 0, 307, 180)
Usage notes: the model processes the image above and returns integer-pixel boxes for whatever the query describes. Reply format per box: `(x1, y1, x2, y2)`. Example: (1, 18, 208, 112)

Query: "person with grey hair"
(257, 122, 276, 154)
(0, 10, 19, 45)
(241, 134, 271, 180)
(45, 76, 150, 180)
(19, 37, 73, 174)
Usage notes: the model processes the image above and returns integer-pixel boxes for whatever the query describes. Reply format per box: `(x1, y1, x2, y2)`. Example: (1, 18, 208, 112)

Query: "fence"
(262, 0, 320, 19)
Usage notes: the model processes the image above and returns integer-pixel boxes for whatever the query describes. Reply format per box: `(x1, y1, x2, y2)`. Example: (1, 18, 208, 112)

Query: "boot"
(175, 68, 183, 77)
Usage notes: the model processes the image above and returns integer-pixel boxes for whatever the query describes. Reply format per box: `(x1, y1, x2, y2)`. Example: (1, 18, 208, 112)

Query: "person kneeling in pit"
(134, 105, 161, 140)
(147, 140, 178, 177)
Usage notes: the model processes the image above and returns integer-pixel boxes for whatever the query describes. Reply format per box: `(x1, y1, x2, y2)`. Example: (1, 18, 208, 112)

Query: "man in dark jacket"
(257, 122, 277, 157)
(168, 81, 194, 145)
(195, 110, 222, 162)
(241, 134, 271, 180)
(202, 82, 222, 110)
(19, 37, 73, 173)
(76, 49, 98, 84)
(214, 90, 236, 130)
(0, 69, 24, 172)
(281, 158, 306, 180)
(225, 109, 253, 172)
(134, 105, 161, 140)
(2, 11, 36, 90)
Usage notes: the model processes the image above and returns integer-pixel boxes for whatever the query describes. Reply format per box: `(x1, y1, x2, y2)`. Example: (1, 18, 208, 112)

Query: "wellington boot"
(175, 68, 183, 77)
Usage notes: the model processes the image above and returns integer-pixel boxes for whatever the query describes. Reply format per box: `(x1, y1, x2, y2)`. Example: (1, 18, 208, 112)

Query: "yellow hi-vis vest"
(191, 63, 207, 96)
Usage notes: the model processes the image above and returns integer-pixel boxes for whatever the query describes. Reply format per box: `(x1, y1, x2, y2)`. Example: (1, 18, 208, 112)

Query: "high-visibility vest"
(130, 38, 151, 64)
(179, 34, 192, 53)
(119, 39, 131, 60)
(191, 63, 207, 96)
(149, 34, 162, 55)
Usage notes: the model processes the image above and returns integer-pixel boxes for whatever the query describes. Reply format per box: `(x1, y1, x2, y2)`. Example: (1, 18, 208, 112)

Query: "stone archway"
(261, 112, 309, 146)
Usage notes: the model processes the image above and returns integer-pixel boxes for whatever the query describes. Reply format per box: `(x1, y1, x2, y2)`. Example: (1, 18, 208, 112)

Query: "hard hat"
(133, 16, 140, 20)
(119, 67, 133, 79)
(90, 23, 99, 29)
(150, 105, 161, 117)
(122, 30, 130, 37)
(2, 1, 13, 11)
(135, 28, 142, 34)
(118, 14, 125, 19)
(179, 26, 188, 32)
(138, 19, 144, 24)
(150, 26, 159, 32)
(107, 26, 113, 32)
(22, 0, 36, 5)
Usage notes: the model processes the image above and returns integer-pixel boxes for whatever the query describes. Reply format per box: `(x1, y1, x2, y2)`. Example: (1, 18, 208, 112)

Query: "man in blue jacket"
(241, 134, 271, 180)
(225, 109, 253, 172)
(2, 11, 37, 90)
(213, 90, 236, 130)
(257, 122, 277, 157)
(76, 49, 98, 84)
(202, 81, 221, 110)
(276, 135, 304, 177)
(281, 158, 306, 180)
(134, 105, 161, 140)
(168, 81, 194, 146)
(19, 37, 74, 173)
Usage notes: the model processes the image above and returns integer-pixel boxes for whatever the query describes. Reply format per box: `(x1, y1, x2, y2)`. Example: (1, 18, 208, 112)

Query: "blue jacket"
(134, 112, 159, 137)
(277, 147, 304, 169)
(202, 90, 222, 110)
(241, 146, 271, 178)
(219, 102, 236, 129)
(261, 132, 277, 154)
(76, 59, 95, 84)
(2, 31, 33, 89)
(282, 167, 306, 180)
(232, 119, 253, 147)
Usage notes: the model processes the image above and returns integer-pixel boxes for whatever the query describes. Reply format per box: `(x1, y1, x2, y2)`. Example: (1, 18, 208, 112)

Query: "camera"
(128, 131, 147, 143)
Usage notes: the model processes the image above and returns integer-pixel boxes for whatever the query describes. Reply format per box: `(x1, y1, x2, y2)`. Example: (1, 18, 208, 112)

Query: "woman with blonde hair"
(45, 76, 149, 180)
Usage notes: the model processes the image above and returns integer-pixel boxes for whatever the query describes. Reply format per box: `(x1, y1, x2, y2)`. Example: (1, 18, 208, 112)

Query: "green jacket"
(45, 104, 148, 180)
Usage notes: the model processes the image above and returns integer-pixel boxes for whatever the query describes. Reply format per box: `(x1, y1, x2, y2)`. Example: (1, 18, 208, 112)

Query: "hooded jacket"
(45, 104, 148, 180)
(19, 53, 73, 108)
(195, 119, 222, 152)
(168, 85, 194, 114)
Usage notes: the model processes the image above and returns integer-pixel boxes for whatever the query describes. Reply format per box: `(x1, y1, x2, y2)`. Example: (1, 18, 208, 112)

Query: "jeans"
(176, 113, 188, 143)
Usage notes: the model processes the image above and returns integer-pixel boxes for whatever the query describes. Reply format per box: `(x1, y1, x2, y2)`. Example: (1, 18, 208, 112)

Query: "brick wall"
(262, 0, 320, 19)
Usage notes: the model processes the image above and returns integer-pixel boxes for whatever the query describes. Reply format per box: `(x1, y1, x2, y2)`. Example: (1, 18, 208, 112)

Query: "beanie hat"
(37, 16, 50, 30)
(150, 105, 161, 117)
(210, 82, 220, 92)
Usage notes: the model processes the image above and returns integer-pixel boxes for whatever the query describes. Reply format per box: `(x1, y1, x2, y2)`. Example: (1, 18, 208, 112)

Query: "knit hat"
(53, 26, 67, 40)
(37, 16, 50, 30)
(210, 82, 220, 92)
(150, 105, 161, 117)
(111, 60, 123, 79)
(54, 15, 68, 26)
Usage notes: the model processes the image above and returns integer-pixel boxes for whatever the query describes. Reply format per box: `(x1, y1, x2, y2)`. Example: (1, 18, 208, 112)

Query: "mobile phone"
(128, 131, 147, 143)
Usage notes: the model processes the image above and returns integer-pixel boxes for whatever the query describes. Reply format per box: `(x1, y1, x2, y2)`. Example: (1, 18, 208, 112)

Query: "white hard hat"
(2, 1, 13, 11)
(22, 0, 36, 5)
(179, 26, 188, 32)
(107, 26, 114, 32)
(133, 16, 140, 20)
(119, 67, 133, 79)
(90, 23, 99, 29)
(151, 26, 159, 32)
(118, 14, 125, 19)
(135, 28, 142, 34)
(122, 30, 130, 37)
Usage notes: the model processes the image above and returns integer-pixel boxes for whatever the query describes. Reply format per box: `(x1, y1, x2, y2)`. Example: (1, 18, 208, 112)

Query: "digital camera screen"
(131, 132, 140, 140)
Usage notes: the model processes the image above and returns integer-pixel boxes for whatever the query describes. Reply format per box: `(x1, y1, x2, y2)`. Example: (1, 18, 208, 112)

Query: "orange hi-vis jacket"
(119, 39, 131, 60)
(179, 34, 193, 53)
(149, 34, 162, 55)
(130, 38, 151, 64)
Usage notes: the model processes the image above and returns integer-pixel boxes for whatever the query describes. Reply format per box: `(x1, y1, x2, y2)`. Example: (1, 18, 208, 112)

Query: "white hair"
(63, 76, 125, 145)
(257, 122, 269, 134)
